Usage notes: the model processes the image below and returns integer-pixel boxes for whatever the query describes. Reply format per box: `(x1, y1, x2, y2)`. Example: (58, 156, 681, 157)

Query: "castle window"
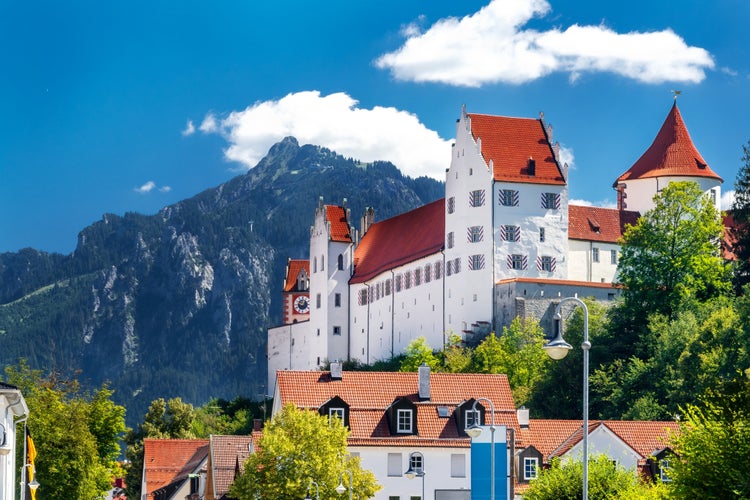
(541, 192, 560, 209)
(469, 254, 485, 270)
(386, 279, 392, 295)
(434, 261, 442, 279)
(611, 250, 618, 264)
(358, 289, 367, 305)
(501, 225, 520, 242)
(500, 189, 519, 207)
(508, 254, 527, 270)
(321, 255, 325, 271)
(592, 248, 600, 263)
(424, 264, 432, 283)
(404, 271, 412, 289)
(453, 258, 461, 274)
(447, 197, 455, 214)
(468, 226, 484, 242)
(395, 275, 402, 292)
(316, 293, 321, 308)
(313, 257, 317, 273)
(538, 256, 555, 272)
(338, 254, 344, 270)
(414, 268, 422, 286)
(469, 189, 486, 207)
(335, 293, 341, 307)
(447, 232, 454, 249)
(333, 326, 341, 336)
(539, 227, 545, 242)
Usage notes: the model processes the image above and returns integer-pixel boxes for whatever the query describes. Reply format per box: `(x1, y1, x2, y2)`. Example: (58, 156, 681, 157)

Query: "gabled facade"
(267, 102, 723, 395)
(0, 383, 28, 500)
(204, 434, 258, 500)
(141, 439, 209, 500)
(281, 259, 310, 325)
(273, 365, 520, 500)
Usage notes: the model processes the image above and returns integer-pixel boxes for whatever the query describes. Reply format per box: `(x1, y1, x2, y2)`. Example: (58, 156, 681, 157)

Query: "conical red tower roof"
(615, 102, 722, 185)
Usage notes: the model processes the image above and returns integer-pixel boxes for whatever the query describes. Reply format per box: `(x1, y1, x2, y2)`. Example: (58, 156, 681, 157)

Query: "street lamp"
(335, 469, 353, 500)
(404, 451, 425, 500)
(543, 296, 590, 500)
(304, 479, 319, 500)
(20, 463, 39, 500)
(466, 397, 496, 500)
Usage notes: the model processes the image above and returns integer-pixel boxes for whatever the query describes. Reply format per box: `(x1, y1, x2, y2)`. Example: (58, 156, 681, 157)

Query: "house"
(273, 363, 521, 500)
(0, 382, 29, 500)
(514, 416, 679, 492)
(267, 101, 723, 394)
(141, 439, 209, 500)
(204, 434, 258, 500)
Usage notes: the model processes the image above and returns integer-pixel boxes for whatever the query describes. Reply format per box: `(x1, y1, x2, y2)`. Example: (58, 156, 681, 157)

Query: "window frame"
(397, 409, 413, 433)
(524, 457, 539, 480)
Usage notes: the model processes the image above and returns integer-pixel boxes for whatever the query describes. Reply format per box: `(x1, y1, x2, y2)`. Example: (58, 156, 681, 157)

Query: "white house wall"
(351, 446, 472, 500)
(267, 321, 321, 396)
(564, 425, 641, 472)
(567, 240, 621, 283)
(349, 253, 445, 365)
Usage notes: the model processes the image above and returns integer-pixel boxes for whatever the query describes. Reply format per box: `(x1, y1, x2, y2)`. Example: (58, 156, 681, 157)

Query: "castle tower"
(614, 101, 723, 213)
(280, 258, 310, 325)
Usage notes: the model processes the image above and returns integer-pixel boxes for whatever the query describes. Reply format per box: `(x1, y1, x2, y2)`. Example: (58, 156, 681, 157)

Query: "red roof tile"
(326, 205, 352, 243)
(276, 370, 520, 446)
(467, 113, 565, 185)
(351, 199, 445, 284)
(616, 103, 722, 184)
(568, 205, 640, 242)
(143, 439, 209, 496)
(283, 259, 310, 292)
(209, 435, 254, 498)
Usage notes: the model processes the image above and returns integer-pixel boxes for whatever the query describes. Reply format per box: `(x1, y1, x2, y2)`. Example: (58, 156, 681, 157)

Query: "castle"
(267, 102, 723, 394)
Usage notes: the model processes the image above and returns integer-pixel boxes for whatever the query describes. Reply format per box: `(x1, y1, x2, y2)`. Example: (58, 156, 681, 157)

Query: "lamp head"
(466, 424, 483, 438)
(29, 478, 40, 491)
(544, 336, 572, 360)
(335, 481, 346, 494)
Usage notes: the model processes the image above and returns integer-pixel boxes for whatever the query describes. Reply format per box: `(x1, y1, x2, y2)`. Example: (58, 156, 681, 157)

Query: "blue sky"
(2, 0, 748, 254)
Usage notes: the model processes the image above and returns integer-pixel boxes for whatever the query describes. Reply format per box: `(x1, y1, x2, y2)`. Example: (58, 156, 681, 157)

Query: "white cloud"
(375, 0, 714, 86)
(722, 189, 735, 211)
(135, 181, 171, 194)
(197, 90, 453, 180)
(135, 181, 156, 194)
(570, 198, 617, 209)
(558, 144, 575, 170)
(182, 120, 196, 136)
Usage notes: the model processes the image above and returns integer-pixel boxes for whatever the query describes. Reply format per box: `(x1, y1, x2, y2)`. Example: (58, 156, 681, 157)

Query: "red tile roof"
(525, 420, 679, 463)
(568, 205, 640, 242)
(326, 205, 352, 243)
(143, 439, 209, 497)
(276, 370, 520, 447)
(351, 199, 445, 284)
(209, 435, 255, 498)
(616, 103, 722, 184)
(467, 113, 565, 185)
(283, 259, 310, 292)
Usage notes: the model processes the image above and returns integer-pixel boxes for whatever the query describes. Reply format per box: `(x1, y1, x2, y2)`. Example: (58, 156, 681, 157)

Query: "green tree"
(123, 397, 196, 500)
(730, 140, 750, 291)
(399, 336, 440, 371)
(4, 362, 126, 500)
(524, 455, 668, 500)
(669, 373, 750, 498)
(229, 404, 380, 499)
(617, 180, 730, 320)
(440, 332, 473, 373)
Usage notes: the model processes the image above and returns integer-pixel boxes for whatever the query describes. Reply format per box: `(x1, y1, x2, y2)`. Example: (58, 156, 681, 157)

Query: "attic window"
(588, 218, 601, 233)
(437, 406, 450, 418)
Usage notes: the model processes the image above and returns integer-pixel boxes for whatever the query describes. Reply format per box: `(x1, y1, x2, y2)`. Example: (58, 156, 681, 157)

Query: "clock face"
(293, 295, 310, 314)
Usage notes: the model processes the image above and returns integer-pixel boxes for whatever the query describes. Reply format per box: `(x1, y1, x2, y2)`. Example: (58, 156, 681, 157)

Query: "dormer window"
(397, 409, 413, 433)
(319, 396, 350, 428)
(465, 408, 480, 429)
(329, 408, 345, 421)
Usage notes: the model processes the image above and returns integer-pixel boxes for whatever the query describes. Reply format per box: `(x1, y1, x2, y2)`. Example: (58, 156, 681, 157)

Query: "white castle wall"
(567, 240, 621, 283)
(619, 176, 721, 213)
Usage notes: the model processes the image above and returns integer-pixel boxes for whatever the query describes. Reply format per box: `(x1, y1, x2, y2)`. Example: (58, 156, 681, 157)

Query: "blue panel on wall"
(470, 425, 508, 500)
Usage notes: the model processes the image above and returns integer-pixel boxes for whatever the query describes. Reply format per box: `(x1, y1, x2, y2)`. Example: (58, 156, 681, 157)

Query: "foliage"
(524, 455, 668, 500)
(4, 361, 126, 500)
(668, 373, 750, 499)
(617, 181, 730, 320)
(123, 397, 196, 500)
(191, 396, 269, 437)
(229, 404, 380, 499)
(440, 332, 473, 373)
(399, 336, 440, 371)
(730, 140, 750, 291)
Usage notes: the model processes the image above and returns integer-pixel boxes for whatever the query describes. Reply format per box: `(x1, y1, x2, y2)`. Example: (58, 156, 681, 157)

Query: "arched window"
(338, 254, 344, 270)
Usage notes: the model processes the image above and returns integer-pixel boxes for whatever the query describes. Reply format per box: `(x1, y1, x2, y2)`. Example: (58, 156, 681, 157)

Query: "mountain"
(0, 137, 444, 424)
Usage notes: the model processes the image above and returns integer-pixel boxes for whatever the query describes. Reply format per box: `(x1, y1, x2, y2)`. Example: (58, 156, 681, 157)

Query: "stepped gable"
(468, 113, 565, 185)
(283, 259, 309, 292)
(568, 205, 640, 243)
(326, 205, 352, 243)
(350, 198, 445, 284)
(615, 102, 722, 184)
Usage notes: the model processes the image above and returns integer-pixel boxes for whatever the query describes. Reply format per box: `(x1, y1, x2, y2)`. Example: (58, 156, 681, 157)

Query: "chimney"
(360, 207, 375, 235)
(517, 406, 530, 429)
(253, 419, 263, 432)
(527, 157, 536, 176)
(330, 361, 343, 380)
(418, 364, 431, 400)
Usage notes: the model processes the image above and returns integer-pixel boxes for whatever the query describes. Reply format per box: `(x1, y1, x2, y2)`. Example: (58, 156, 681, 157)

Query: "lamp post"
(19, 463, 39, 500)
(335, 469, 353, 500)
(304, 479, 319, 500)
(543, 296, 589, 500)
(404, 451, 425, 500)
(466, 397, 496, 500)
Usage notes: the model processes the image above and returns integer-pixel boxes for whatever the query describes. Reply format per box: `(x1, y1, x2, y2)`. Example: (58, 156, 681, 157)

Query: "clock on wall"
(293, 295, 310, 314)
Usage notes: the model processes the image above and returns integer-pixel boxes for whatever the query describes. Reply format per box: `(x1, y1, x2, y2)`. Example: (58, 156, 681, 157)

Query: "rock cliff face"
(0, 137, 443, 424)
